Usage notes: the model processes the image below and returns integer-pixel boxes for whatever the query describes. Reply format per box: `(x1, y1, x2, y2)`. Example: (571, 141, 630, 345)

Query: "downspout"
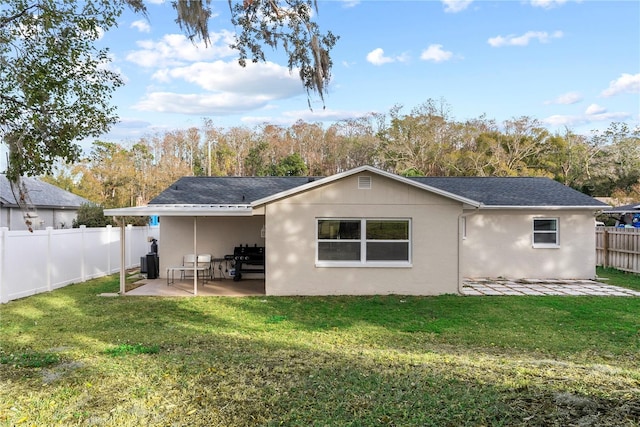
(458, 206, 480, 294)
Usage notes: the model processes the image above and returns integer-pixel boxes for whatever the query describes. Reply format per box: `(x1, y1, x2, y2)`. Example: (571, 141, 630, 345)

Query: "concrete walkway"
(462, 278, 640, 296)
(116, 276, 640, 297)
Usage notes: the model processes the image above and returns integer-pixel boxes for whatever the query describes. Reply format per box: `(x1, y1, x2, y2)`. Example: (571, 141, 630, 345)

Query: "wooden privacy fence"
(596, 227, 640, 274)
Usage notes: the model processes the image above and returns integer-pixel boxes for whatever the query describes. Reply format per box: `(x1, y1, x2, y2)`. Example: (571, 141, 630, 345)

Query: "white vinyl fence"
(0, 225, 155, 303)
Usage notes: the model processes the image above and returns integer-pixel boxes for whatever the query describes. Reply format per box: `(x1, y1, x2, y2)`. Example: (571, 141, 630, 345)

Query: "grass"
(598, 266, 640, 291)
(1, 269, 639, 426)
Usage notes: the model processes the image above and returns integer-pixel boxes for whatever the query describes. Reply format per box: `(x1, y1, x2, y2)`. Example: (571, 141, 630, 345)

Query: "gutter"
(478, 205, 609, 210)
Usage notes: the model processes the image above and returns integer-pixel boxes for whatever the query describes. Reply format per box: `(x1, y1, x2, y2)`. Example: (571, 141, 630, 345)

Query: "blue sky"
(96, 0, 639, 144)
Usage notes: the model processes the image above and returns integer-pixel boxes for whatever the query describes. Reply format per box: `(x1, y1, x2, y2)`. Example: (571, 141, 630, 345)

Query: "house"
(105, 166, 608, 296)
(0, 175, 91, 231)
(602, 203, 640, 227)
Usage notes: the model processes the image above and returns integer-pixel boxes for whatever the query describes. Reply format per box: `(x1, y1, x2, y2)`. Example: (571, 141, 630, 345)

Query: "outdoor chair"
(180, 254, 197, 279)
(167, 253, 212, 286)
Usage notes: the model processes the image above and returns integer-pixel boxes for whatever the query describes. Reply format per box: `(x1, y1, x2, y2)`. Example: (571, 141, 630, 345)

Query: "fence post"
(126, 224, 133, 269)
(0, 227, 7, 304)
(46, 227, 53, 292)
(80, 225, 86, 282)
(603, 229, 609, 268)
(106, 225, 112, 274)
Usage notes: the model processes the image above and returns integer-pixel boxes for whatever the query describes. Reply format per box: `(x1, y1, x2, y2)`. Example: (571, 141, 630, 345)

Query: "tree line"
(46, 100, 640, 211)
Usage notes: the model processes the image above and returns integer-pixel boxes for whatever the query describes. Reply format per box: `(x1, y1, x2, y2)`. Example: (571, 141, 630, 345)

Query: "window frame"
(316, 218, 412, 267)
(532, 217, 559, 248)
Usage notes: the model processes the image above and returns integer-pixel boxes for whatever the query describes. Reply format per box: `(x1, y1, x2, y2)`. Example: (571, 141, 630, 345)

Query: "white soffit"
(104, 204, 253, 217)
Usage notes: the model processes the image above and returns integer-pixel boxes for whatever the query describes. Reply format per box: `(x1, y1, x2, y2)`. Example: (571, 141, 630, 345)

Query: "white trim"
(316, 217, 412, 266)
(251, 165, 482, 208)
(315, 261, 412, 268)
(480, 205, 605, 210)
(532, 217, 560, 248)
(104, 204, 253, 217)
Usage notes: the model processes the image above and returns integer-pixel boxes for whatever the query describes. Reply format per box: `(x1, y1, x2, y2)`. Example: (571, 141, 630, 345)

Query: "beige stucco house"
(105, 166, 608, 296)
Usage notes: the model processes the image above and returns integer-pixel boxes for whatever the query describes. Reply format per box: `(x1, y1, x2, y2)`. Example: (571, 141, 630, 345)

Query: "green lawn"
(1, 269, 639, 426)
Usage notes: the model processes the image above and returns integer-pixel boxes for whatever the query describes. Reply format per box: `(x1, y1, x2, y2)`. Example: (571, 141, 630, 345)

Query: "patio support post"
(193, 217, 197, 296)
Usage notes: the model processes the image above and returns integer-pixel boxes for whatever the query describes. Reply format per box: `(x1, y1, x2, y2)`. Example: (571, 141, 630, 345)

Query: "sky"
(22, 0, 640, 153)
(95, 0, 639, 146)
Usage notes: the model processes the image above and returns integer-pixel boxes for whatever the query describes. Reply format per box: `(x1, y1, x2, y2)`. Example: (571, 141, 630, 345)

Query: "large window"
(317, 219, 411, 266)
(532, 218, 559, 248)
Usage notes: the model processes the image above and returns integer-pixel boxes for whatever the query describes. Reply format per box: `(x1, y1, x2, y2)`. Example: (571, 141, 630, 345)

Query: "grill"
(231, 244, 265, 281)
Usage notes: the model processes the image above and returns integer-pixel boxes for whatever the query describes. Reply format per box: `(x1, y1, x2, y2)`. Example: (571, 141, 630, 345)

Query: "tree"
(73, 203, 147, 227)
(1, 0, 124, 181)
(73, 203, 116, 228)
(1, 0, 336, 181)
(587, 122, 640, 196)
(228, 0, 338, 107)
(271, 153, 308, 176)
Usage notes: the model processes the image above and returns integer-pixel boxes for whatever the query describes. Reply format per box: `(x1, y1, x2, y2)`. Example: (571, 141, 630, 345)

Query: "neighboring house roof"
(409, 176, 609, 208)
(0, 175, 90, 209)
(104, 165, 608, 217)
(603, 203, 640, 214)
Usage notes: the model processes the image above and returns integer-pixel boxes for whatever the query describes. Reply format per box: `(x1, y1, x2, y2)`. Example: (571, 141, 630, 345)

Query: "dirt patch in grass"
(507, 391, 640, 426)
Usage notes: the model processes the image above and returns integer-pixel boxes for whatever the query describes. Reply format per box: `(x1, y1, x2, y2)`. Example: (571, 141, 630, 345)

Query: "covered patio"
(124, 276, 265, 297)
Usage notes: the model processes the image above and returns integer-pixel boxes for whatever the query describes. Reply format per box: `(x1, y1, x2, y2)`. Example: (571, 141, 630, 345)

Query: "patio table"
(166, 266, 209, 286)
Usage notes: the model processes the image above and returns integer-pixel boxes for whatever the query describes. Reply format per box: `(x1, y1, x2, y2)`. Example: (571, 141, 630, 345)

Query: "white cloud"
(366, 48, 394, 66)
(544, 91, 583, 105)
(134, 61, 304, 115)
(530, 0, 572, 9)
(131, 20, 151, 33)
(156, 61, 301, 97)
(420, 44, 453, 63)
(488, 30, 563, 47)
(340, 0, 360, 7)
(241, 108, 368, 127)
(126, 31, 236, 68)
(585, 104, 606, 115)
(133, 92, 275, 115)
(366, 48, 409, 66)
(600, 73, 640, 97)
(544, 108, 630, 128)
(116, 118, 154, 129)
(442, 0, 473, 13)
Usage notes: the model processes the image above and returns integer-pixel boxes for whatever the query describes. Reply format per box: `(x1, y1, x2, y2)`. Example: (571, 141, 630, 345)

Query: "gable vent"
(358, 176, 372, 190)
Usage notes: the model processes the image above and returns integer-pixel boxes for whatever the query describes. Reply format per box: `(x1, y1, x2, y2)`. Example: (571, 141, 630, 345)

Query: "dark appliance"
(231, 244, 265, 281)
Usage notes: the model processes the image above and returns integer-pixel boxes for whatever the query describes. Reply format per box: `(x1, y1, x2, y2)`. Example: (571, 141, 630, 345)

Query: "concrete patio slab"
(123, 277, 265, 297)
(462, 278, 640, 297)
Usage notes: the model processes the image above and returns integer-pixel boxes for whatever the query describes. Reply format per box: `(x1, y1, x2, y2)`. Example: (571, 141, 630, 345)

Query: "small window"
(317, 218, 411, 266)
(533, 218, 559, 248)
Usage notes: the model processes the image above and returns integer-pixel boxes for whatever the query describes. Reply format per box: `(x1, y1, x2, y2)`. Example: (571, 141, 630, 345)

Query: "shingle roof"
(0, 175, 90, 208)
(150, 176, 321, 205)
(409, 176, 608, 207)
(603, 202, 640, 213)
(149, 174, 606, 208)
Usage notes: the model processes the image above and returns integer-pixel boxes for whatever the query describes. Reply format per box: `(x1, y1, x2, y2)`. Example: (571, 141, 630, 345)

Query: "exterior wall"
(0, 206, 77, 230)
(462, 210, 597, 279)
(158, 216, 264, 277)
(264, 172, 463, 296)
